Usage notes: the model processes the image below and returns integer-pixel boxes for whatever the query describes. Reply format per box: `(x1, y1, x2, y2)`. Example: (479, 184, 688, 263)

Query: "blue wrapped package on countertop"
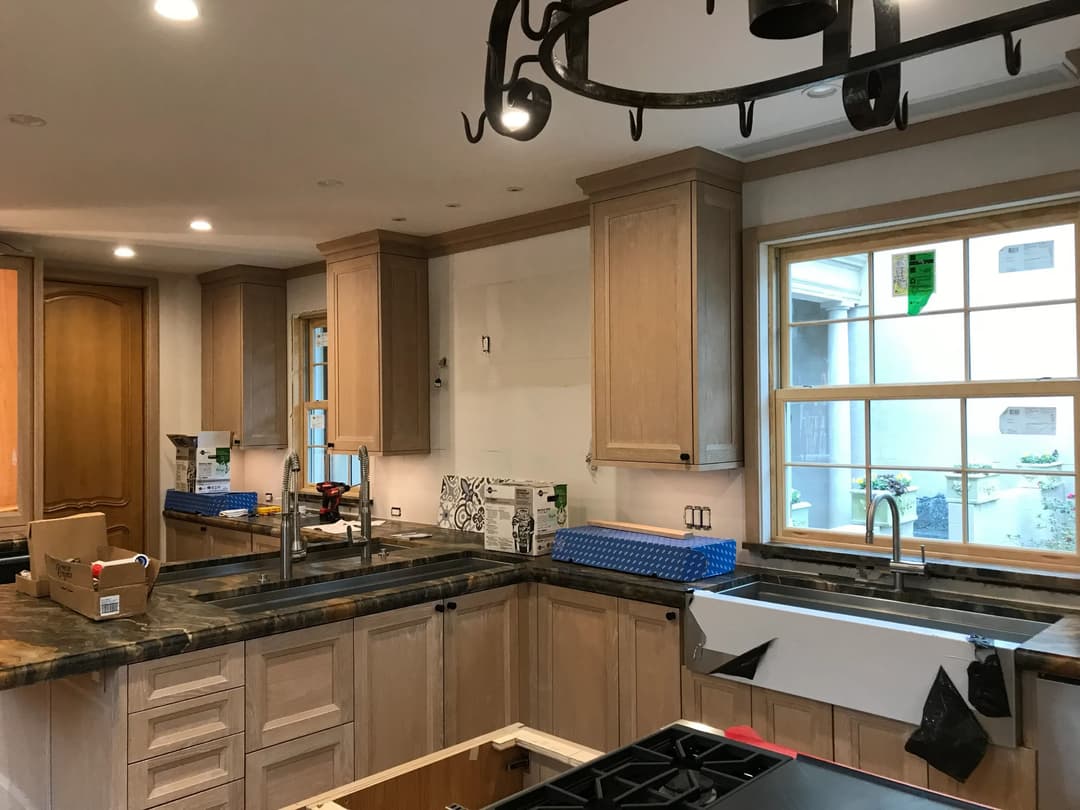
(552, 525, 736, 581)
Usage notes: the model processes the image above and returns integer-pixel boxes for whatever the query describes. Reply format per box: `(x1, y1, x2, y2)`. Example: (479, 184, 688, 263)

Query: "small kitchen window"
(300, 314, 360, 489)
(771, 202, 1080, 568)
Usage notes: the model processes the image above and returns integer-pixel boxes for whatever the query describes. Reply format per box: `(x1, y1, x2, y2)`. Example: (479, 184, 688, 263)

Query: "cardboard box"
(16, 512, 112, 598)
(483, 481, 567, 556)
(168, 434, 198, 492)
(196, 430, 232, 489)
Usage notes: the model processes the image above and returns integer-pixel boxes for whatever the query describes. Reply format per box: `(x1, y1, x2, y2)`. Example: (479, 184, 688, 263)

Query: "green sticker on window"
(892, 251, 936, 315)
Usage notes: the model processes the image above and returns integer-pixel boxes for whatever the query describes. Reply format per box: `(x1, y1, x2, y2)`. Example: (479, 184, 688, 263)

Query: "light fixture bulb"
(154, 0, 199, 21)
(500, 107, 531, 132)
(114, 246, 136, 259)
(189, 219, 212, 231)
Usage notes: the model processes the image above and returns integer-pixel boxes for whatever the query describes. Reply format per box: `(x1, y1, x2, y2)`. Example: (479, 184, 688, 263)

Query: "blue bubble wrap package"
(164, 489, 258, 517)
(552, 525, 737, 581)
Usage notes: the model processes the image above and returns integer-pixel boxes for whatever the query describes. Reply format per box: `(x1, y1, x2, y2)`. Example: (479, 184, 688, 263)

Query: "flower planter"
(1018, 460, 1064, 488)
(789, 501, 811, 528)
(944, 472, 1000, 505)
(851, 488, 918, 528)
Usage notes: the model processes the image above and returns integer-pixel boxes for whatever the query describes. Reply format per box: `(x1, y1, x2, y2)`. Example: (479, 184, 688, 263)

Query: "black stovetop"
(488, 724, 983, 810)
(488, 725, 789, 809)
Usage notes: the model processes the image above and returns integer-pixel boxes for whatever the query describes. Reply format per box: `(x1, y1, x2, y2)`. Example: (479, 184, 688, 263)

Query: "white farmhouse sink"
(685, 581, 1058, 747)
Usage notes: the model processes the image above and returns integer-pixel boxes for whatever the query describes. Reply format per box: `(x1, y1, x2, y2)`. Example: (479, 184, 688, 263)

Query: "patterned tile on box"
(439, 475, 503, 533)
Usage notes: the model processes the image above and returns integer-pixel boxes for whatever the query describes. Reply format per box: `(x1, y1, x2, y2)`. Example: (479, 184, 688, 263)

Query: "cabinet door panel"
(833, 707, 928, 788)
(202, 283, 243, 439)
(354, 601, 444, 776)
(618, 600, 682, 743)
(128, 687, 245, 762)
(751, 687, 834, 760)
(379, 254, 429, 453)
(209, 526, 252, 558)
(327, 255, 381, 452)
(130, 643, 245, 711)
(681, 669, 752, 730)
(444, 585, 519, 744)
(928, 744, 1036, 810)
(245, 724, 353, 810)
(240, 282, 287, 447)
(127, 733, 244, 810)
(537, 585, 619, 752)
(593, 185, 694, 464)
(245, 621, 353, 751)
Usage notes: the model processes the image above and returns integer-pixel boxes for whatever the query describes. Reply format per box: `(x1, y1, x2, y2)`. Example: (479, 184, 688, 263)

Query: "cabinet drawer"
(130, 688, 245, 762)
(245, 724, 353, 810)
(128, 733, 244, 810)
(152, 780, 244, 810)
(130, 644, 245, 711)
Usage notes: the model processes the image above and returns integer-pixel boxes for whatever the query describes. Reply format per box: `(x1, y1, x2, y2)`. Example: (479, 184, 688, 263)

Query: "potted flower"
(944, 463, 1000, 505)
(789, 488, 811, 528)
(1019, 449, 1063, 487)
(851, 473, 918, 528)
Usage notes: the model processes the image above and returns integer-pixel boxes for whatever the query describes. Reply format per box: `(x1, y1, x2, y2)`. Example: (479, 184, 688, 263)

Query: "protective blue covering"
(552, 525, 737, 581)
(164, 489, 258, 517)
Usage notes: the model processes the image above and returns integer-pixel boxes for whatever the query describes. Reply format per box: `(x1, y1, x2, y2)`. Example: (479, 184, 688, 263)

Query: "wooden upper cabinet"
(581, 149, 743, 470)
(200, 266, 288, 448)
(319, 231, 430, 455)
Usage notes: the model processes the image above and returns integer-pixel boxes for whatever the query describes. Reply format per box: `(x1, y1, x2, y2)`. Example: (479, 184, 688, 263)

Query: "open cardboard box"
(15, 512, 109, 598)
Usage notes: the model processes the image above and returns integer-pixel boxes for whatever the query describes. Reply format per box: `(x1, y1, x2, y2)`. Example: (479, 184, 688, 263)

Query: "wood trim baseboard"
(424, 201, 588, 258)
(744, 86, 1080, 182)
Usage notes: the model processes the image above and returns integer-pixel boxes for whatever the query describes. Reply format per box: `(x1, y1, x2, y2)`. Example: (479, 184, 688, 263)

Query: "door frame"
(38, 263, 161, 556)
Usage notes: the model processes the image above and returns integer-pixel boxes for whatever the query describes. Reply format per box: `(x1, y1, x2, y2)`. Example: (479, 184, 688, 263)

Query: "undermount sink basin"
(158, 543, 403, 584)
(720, 581, 1056, 644)
(200, 557, 510, 614)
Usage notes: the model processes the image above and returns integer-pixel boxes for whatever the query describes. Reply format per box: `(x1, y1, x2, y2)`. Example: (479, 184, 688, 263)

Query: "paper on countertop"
(311, 519, 386, 534)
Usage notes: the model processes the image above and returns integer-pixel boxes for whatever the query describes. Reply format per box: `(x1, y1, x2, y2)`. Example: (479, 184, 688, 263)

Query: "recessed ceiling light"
(500, 107, 531, 132)
(445, 202, 462, 208)
(506, 186, 524, 193)
(391, 217, 407, 222)
(803, 83, 839, 99)
(316, 178, 345, 188)
(154, 0, 199, 21)
(113, 246, 136, 259)
(189, 219, 212, 231)
(8, 113, 47, 127)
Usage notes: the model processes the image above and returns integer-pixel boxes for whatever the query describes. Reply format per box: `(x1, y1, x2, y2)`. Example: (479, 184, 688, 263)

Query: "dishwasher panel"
(1036, 673, 1080, 810)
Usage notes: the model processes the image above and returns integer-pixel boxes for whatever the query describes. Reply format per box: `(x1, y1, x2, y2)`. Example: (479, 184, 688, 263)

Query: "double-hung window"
(772, 203, 1080, 567)
(300, 315, 360, 490)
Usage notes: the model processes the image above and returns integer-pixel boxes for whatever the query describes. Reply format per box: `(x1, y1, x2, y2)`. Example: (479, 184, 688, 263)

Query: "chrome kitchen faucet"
(865, 492, 927, 592)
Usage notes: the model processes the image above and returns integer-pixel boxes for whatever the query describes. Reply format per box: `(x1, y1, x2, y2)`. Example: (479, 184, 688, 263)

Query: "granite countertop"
(163, 509, 323, 538)
(0, 518, 754, 691)
(1015, 616, 1080, 679)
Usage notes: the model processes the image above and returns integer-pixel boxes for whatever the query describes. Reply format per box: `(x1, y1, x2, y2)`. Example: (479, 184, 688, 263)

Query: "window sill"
(744, 540, 1080, 595)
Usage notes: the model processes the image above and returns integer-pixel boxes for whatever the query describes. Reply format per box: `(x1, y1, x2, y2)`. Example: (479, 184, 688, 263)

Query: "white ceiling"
(2, 0, 1078, 273)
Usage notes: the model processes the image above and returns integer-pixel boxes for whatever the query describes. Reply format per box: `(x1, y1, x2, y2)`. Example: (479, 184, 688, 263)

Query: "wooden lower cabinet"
(833, 707, 928, 787)
(129, 642, 245, 711)
(165, 518, 213, 562)
(928, 744, 1037, 810)
(617, 599, 682, 743)
(681, 669, 753, 730)
(154, 780, 244, 810)
(354, 601, 444, 776)
(537, 585, 620, 753)
(443, 585, 520, 745)
(245, 622, 354, 751)
(252, 533, 279, 553)
(750, 686, 834, 760)
(128, 733, 244, 810)
(245, 724, 354, 810)
(128, 687, 245, 761)
(210, 526, 253, 557)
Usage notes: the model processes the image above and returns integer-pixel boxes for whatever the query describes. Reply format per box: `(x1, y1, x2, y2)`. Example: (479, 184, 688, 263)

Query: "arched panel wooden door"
(44, 281, 145, 551)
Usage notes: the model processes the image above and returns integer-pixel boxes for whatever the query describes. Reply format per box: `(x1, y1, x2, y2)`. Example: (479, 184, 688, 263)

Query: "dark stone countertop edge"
(743, 541, 1080, 594)
(0, 537, 28, 556)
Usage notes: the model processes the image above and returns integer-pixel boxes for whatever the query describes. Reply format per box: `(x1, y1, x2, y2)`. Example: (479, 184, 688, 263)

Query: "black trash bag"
(710, 638, 775, 680)
(905, 667, 989, 782)
(968, 652, 1011, 718)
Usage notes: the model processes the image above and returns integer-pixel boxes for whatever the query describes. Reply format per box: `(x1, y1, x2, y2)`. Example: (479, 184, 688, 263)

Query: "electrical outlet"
(391, 506, 402, 518)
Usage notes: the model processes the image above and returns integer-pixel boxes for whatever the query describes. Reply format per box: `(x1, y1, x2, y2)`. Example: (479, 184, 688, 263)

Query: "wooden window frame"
(766, 200, 1080, 571)
(294, 313, 328, 492)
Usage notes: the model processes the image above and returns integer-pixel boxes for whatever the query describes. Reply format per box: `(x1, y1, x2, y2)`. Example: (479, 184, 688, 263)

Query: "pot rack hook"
(738, 99, 756, 138)
(462, 111, 487, 144)
(629, 106, 645, 141)
(706, 0, 716, 14)
(893, 91, 909, 131)
(1003, 32, 1022, 76)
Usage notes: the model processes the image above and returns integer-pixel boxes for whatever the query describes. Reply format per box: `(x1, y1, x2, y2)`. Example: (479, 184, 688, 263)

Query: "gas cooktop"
(488, 725, 789, 809)
(488, 724, 984, 810)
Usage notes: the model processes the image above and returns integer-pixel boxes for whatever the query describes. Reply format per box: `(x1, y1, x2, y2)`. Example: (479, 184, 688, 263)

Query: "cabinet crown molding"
(577, 147, 744, 201)
(198, 264, 287, 287)
(317, 229, 429, 262)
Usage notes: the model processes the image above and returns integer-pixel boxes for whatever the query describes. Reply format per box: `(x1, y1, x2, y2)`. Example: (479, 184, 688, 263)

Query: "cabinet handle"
(666, 611, 678, 622)
(447, 601, 457, 611)
(200, 526, 208, 533)
(679, 453, 691, 462)
(435, 604, 446, 613)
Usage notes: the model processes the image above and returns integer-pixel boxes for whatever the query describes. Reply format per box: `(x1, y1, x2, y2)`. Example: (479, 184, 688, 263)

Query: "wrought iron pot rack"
(462, 0, 1080, 143)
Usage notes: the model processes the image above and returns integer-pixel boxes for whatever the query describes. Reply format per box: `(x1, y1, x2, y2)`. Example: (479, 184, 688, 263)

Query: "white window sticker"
(99, 594, 121, 616)
(999, 241, 1055, 274)
(315, 331, 329, 348)
(309, 411, 326, 430)
(999, 406, 1057, 436)
(892, 254, 909, 297)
